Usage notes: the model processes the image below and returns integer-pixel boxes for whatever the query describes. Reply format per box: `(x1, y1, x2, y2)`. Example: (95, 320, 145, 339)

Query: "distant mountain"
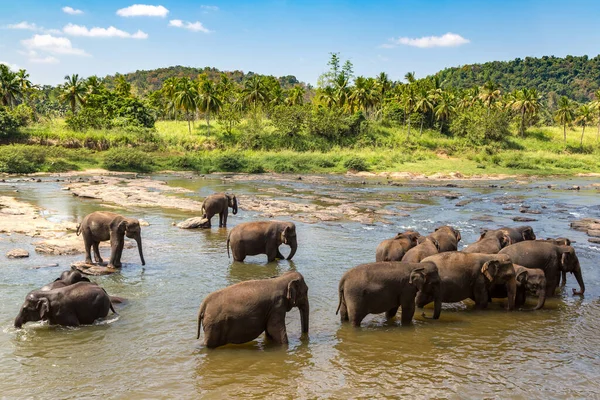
(102, 65, 302, 95)
(434, 55, 600, 102)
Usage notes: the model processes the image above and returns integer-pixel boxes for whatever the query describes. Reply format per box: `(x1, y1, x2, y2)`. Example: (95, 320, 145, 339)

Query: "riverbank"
(2, 120, 600, 176)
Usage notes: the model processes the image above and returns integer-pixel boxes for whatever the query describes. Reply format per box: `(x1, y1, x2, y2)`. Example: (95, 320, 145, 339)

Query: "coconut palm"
(554, 96, 575, 142)
(415, 86, 434, 136)
(161, 77, 179, 119)
(0, 64, 22, 107)
(59, 74, 86, 114)
(575, 104, 594, 147)
(197, 78, 222, 135)
(510, 88, 540, 136)
(286, 86, 305, 106)
(318, 87, 337, 109)
(350, 76, 376, 114)
(333, 74, 350, 109)
(404, 71, 416, 84)
(434, 91, 455, 134)
(84, 76, 103, 98)
(174, 77, 198, 134)
(479, 80, 502, 110)
(591, 90, 600, 141)
(375, 72, 391, 103)
(243, 75, 268, 112)
(403, 85, 417, 138)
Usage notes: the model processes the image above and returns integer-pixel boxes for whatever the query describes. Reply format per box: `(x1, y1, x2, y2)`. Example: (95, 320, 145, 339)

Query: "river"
(0, 173, 599, 399)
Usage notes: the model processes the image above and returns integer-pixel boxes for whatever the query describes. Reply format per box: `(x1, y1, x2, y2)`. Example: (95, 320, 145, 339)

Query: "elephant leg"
(473, 286, 489, 309)
(218, 212, 224, 228)
(400, 299, 415, 325)
(205, 212, 215, 226)
(385, 306, 399, 320)
(339, 302, 349, 322)
(108, 232, 125, 268)
(222, 209, 229, 227)
(83, 234, 93, 264)
(347, 303, 367, 327)
(515, 289, 527, 308)
(560, 271, 567, 287)
(266, 244, 279, 262)
(93, 242, 103, 264)
(266, 314, 289, 344)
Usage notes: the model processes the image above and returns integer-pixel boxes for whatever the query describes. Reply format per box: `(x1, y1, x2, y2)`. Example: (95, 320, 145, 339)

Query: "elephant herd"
(13, 192, 587, 351)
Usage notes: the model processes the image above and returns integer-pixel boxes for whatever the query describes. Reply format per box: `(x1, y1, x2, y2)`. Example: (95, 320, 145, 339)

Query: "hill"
(102, 65, 302, 95)
(434, 55, 600, 102)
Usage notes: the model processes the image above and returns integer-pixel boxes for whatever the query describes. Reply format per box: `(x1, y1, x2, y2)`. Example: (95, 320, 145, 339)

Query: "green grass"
(4, 119, 600, 176)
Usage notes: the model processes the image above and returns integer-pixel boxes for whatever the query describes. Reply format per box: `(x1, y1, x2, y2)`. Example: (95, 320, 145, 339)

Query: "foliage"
(450, 106, 511, 143)
(270, 105, 308, 136)
(343, 156, 368, 171)
(102, 147, 154, 172)
(0, 145, 45, 173)
(0, 106, 20, 133)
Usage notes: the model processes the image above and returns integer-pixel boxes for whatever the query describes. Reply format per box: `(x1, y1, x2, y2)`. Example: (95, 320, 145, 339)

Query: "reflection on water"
(0, 175, 599, 398)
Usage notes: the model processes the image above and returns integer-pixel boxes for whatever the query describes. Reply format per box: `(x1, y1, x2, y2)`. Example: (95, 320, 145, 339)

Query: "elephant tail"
(101, 288, 118, 315)
(76, 223, 82, 236)
(226, 233, 231, 259)
(197, 304, 206, 340)
(336, 283, 345, 316)
(200, 199, 206, 216)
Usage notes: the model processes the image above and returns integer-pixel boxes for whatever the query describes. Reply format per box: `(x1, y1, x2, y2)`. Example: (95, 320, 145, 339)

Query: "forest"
(0, 53, 599, 175)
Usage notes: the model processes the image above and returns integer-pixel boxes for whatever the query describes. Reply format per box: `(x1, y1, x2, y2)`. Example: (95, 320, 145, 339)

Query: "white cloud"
(0, 61, 19, 70)
(201, 5, 219, 12)
(117, 4, 169, 17)
(63, 23, 148, 39)
(169, 19, 211, 33)
(62, 6, 84, 15)
(30, 55, 60, 64)
(382, 32, 470, 49)
(6, 21, 38, 30)
(22, 34, 89, 56)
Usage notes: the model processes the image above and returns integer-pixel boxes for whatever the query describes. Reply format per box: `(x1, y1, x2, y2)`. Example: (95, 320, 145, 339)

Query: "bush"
(45, 159, 78, 173)
(103, 148, 154, 172)
(216, 153, 247, 172)
(10, 104, 35, 126)
(0, 107, 20, 134)
(65, 109, 111, 131)
(271, 105, 308, 137)
(0, 145, 46, 174)
(450, 106, 511, 143)
(306, 107, 351, 140)
(343, 156, 368, 171)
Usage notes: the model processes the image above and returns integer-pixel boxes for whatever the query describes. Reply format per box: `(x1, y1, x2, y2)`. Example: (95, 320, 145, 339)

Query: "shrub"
(450, 106, 511, 143)
(0, 107, 20, 134)
(10, 104, 35, 126)
(306, 107, 351, 140)
(45, 159, 78, 173)
(102, 148, 154, 172)
(271, 105, 308, 137)
(216, 153, 246, 172)
(0, 145, 46, 174)
(343, 156, 368, 171)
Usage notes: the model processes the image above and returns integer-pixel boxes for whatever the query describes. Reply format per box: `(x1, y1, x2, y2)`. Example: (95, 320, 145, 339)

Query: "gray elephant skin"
(375, 230, 421, 261)
(417, 252, 517, 311)
(201, 193, 238, 227)
(464, 230, 512, 254)
(489, 264, 547, 310)
(14, 282, 116, 328)
(499, 241, 584, 296)
(423, 225, 461, 252)
(482, 226, 536, 244)
(77, 211, 145, 268)
(401, 238, 440, 263)
(40, 270, 91, 291)
(227, 220, 297, 262)
(337, 262, 441, 326)
(196, 271, 309, 348)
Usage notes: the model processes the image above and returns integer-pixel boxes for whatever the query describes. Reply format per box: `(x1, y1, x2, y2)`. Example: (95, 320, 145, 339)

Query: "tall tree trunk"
(206, 112, 210, 136)
(563, 123, 567, 142)
(407, 115, 411, 138)
(440, 120, 444, 134)
(187, 113, 191, 134)
(419, 117, 424, 136)
(520, 108, 525, 137)
(597, 119, 599, 141)
(580, 125, 586, 147)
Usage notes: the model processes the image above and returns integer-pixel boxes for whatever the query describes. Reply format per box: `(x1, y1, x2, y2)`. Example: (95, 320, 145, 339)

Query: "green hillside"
(435, 55, 600, 102)
(102, 65, 301, 95)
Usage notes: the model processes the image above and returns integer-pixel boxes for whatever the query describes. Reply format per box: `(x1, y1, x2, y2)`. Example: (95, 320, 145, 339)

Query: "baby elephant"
(14, 282, 116, 328)
(401, 238, 440, 263)
(375, 230, 421, 262)
(77, 211, 145, 269)
(227, 220, 297, 262)
(40, 270, 91, 291)
(337, 262, 441, 326)
(201, 193, 238, 227)
(197, 271, 309, 349)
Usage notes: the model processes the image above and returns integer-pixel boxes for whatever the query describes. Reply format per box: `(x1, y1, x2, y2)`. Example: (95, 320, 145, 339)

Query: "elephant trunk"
(572, 261, 585, 296)
(287, 238, 297, 261)
(14, 311, 24, 329)
(299, 301, 309, 335)
(135, 234, 145, 266)
(432, 289, 442, 319)
(533, 287, 546, 310)
(505, 276, 517, 311)
(232, 198, 238, 215)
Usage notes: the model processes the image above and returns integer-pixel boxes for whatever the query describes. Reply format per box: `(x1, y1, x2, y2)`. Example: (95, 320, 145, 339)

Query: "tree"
(591, 90, 600, 141)
(0, 64, 22, 107)
(60, 74, 86, 114)
(375, 72, 391, 103)
(85, 76, 104, 98)
(415, 86, 434, 136)
(243, 75, 268, 113)
(197, 78, 222, 134)
(114, 74, 132, 97)
(479, 80, 501, 110)
(434, 91, 455, 134)
(349, 76, 375, 114)
(404, 71, 416, 84)
(554, 96, 575, 142)
(575, 104, 594, 147)
(403, 85, 417, 137)
(317, 87, 336, 109)
(510, 88, 540, 136)
(286, 86, 305, 106)
(174, 77, 198, 134)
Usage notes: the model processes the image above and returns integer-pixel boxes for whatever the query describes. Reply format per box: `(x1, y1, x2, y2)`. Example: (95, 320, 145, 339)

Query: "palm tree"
(286, 86, 305, 106)
(0, 64, 22, 107)
(318, 87, 337, 109)
(269, 84, 284, 107)
(161, 77, 179, 118)
(575, 104, 594, 147)
(15, 69, 33, 100)
(434, 91, 455, 134)
(404, 71, 416, 84)
(59, 74, 86, 114)
(333, 74, 350, 109)
(243, 75, 268, 112)
(114, 75, 131, 97)
(375, 72, 391, 103)
(415, 86, 434, 136)
(510, 88, 540, 136)
(84, 76, 103, 98)
(174, 77, 198, 134)
(554, 96, 575, 142)
(403, 85, 417, 138)
(591, 90, 600, 141)
(197, 78, 222, 135)
(479, 80, 501, 110)
(350, 76, 376, 114)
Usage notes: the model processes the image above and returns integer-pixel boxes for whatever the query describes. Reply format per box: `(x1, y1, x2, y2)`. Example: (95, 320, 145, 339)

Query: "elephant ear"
(560, 247, 574, 271)
(431, 238, 441, 252)
(516, 269, 528, 285)
(281, 226, 289, 245)
(477, 232, 487, 242)
(455, 229, 461, 242)
(481, 260, 499, 282)
(409, 268, 426, 290)
(500, 234, 512, 248)
(523, 227, 536, 240)
(37, 297, 50, 320)
(416, 236, 426, 244)
(286, 279, 300, 306)
(117, 220, 127, 234)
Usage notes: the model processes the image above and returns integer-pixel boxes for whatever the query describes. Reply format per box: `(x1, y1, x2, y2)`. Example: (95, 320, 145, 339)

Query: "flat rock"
(588, 229, 600, 238)
(512, 216, 538, 222)
(456, 199, 473, 207)
(6, 248, 29, 258)
(520, 208, 542, 214)
(588, 238, 600, 244)
(30, 263, 60, 269)
(570, 218, 600, 231)
(471, 215, 495, 222)
(177, 217, 211, 229)
(71, 262, 119, 276)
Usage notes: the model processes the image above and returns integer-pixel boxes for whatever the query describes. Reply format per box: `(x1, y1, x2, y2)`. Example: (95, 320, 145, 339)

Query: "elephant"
(77, 211, 145, 269)
(499, 241, 584, 297)
(375, 230, 421, 262)
(40, 270, 91, 291)
(336, 261, 441, 326)
(201, 193, 238, 227)
(482, 226, 536, 243)
(196, 271, 309, 348)
(422, 225, 461, 252)
(401, 238, 440, 263)
(227, 220, 297, 262)
(417, 252, 517, 311)
(489, 264, 547, 310)
(14, 282, 116, 328)
(464, 230, 512, 254)
(542, 238, 572, 286)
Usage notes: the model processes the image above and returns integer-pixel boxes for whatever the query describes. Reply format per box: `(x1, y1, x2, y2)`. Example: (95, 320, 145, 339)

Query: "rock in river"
(6, 249, 29, 258)
(177, 217, 211, 229)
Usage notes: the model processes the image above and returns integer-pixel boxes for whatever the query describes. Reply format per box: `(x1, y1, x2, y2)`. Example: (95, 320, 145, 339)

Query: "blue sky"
(1, 0, 600, 86)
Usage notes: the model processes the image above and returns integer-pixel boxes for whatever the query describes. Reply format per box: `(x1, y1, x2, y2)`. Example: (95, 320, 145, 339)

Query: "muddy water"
(1, 174, 599, 399)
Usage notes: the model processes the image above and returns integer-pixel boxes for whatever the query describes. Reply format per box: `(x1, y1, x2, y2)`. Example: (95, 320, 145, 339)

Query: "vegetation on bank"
(1, 55, 600, 176)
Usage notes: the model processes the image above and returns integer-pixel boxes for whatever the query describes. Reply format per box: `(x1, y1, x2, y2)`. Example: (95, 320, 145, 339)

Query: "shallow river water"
(1, 173, 599, 399)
